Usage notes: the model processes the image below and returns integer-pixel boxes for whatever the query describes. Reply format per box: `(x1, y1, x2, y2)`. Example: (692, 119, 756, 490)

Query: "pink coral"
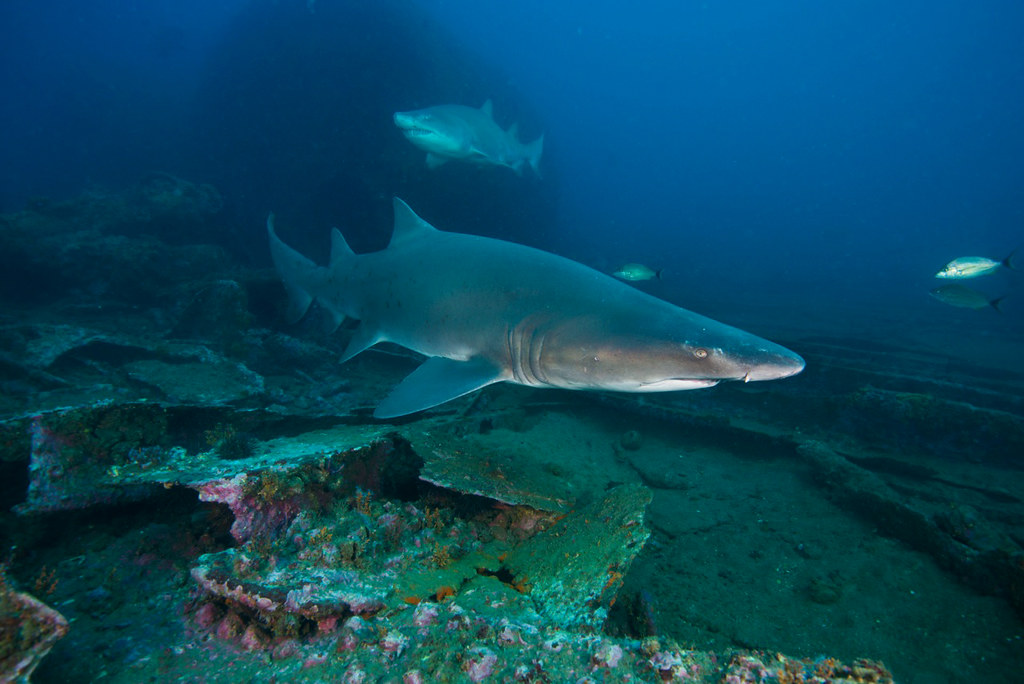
(215, 612, 244, 639)
(240, 624, 267, 651)
(497, 625, 524, 646)
(464, 647, 498, 682)
(302, 652, 328, 669)
(381, 630, 408, 655)
(592, 640, 623, 668)
(317, 616, 339, 633)
(412, 602, 439, 627)
(193, 602, 221, 628)
(649, 650, 686, 679)
(343, 665, 367, 683)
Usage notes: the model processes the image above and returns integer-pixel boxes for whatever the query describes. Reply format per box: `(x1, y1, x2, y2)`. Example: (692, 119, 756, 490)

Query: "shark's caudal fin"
(524, 134, 544, 178)
(1003, 248, 1018, 270)
(267, 213, 318, 323)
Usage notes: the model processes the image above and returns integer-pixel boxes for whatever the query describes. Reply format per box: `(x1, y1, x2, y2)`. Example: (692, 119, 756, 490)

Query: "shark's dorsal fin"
(329, 228, 354, 268)
(389, 197, 437, 248)
(480, 99, 494, 118)
(316, 228, 357, 330)
(506, 122, 519, 139)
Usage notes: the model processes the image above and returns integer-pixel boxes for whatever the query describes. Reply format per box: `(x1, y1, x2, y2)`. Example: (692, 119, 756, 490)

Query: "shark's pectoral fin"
(373, 356, 504, 419)
(425, 153, 448, 169)
(340, 324, 381, 363)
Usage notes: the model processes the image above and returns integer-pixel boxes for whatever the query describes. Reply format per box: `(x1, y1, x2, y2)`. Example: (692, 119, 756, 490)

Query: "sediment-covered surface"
(2, 182, 1022, 682)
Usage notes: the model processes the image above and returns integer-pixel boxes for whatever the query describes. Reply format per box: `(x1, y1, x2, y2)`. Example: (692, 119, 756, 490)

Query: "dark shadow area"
(184, 0, 560, 264)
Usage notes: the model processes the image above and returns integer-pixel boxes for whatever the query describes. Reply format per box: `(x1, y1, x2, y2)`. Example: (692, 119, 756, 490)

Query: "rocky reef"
(2, 398, 894, 683)
(0, 567, 68, 682)
(7, 178, 1024, 681)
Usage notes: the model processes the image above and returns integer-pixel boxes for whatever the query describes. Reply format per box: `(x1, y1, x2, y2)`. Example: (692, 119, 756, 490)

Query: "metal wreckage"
(1, 401, 893, 683)
(3, 178, 1023, 682)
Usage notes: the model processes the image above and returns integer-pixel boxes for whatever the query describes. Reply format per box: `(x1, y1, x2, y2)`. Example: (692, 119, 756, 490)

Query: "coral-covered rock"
(0, 570, 69, 682)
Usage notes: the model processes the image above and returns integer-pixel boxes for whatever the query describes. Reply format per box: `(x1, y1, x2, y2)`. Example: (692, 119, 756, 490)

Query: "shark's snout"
(393, 111, 424, 134)
(740, 349, 805, 382)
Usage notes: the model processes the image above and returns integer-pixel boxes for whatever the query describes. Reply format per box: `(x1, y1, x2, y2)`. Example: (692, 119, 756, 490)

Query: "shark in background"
(268, 199, 804, 418)
(394, 101, 544, 177)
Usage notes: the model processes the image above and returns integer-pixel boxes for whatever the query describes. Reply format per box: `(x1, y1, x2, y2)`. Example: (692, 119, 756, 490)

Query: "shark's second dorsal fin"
(389, 197, 437, 248)
(481, 99, 494, 118)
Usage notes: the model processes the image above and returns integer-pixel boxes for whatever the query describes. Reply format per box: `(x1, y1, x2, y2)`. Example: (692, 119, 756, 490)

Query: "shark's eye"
(693, 348, 708, 359)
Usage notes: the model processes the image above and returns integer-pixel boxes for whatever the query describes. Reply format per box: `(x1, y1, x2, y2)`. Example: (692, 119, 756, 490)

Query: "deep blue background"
(0, 0, 242, 203)
(417, 1, 1024, 309)
(2, 0, 1022, 338)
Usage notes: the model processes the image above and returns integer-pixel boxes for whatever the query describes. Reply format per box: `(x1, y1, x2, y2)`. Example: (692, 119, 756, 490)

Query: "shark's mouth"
(638, 378, 720, 391)
(397, 123, 435, 138)
(393, 112, 435, 138)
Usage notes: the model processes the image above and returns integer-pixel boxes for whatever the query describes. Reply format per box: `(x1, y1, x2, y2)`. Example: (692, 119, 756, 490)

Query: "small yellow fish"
(929, 284, 1005, 311)
(612, 263, 662, 281)
(935, 251, 1016, 279)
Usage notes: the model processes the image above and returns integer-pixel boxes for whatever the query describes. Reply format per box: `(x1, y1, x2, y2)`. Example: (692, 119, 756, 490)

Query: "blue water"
(2, 2, 1024, 680)
(4, 2, 1023, 303)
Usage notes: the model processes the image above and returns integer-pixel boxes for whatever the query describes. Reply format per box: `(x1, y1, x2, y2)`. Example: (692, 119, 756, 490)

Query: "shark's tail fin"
(524, 133, 544, 178)
(1002, 248, 1018, 271)
(268, 213, 316, 323)
(267, 213, 354, 331)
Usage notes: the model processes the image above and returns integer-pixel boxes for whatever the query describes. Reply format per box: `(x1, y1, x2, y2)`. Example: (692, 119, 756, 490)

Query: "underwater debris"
(503, 483, 652, 630)
(122, 356, 263, 405)
(797, 440, 1024, 620)
(131, 172, 223, 242)
(841, 387, 1024, 467)
(192, 548, 389, 619)
(177, 429, 649, 631)
(0, 322, 267, 418)
(3, 405, 904, 680)
(0, 567, 69, 682)
(721, 652, 893, 684)
(96, 419, 657, 658)
(14, 406, 169, 513)
(0, 180, 228, 307)
(619, 429, 644, 451)
(168, 279, 254, 354)
(415, 432, 574, 513)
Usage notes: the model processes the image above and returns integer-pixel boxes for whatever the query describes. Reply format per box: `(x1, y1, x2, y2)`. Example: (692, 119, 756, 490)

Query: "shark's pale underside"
(268, 199, 805, 418)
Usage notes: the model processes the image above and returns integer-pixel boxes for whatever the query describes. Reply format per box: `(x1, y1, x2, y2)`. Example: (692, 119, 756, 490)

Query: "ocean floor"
(2, 181, 1023, 682)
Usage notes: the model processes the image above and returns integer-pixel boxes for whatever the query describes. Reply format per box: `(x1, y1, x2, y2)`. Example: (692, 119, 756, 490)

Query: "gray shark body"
(268, 199, 804, 418)
(394, 101, 543, 176)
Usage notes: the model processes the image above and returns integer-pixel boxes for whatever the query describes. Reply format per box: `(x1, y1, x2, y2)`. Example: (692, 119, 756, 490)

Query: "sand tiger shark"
(268, 199, 804, 418)
(394, 101, 544, 176)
